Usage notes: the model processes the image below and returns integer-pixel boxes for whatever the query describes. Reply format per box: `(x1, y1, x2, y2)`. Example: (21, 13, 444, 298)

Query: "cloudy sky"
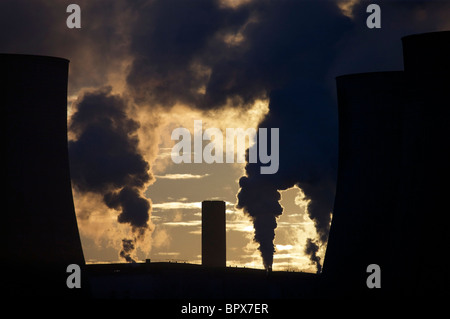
(2, 0, 449, 272)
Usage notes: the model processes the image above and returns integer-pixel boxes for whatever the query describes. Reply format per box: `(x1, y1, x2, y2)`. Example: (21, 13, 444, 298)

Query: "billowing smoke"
(69, 87, 153, 262)
(104, 186, 151, 234)
(235, 1, 350, 269)
(124, 0, 350, 269)
(120, 239, 137, 263)
(125, 0, 257, 110)
(237, 79, 340, 269)
(305, 238, 322, 274)
(236, 172, 284, 269)
(126, 0, 348, 269)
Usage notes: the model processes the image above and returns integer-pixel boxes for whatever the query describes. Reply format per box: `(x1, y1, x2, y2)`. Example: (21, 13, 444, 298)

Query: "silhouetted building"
(86, 262, 319, 299)
(323, 31, 449, 298)
(2, 54, 86, 298)
(202, 200, 226, 267)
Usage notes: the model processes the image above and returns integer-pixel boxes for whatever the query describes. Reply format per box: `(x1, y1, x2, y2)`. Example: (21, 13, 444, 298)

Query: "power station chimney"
(2, 54, 86, 298)
(201, 200, 226, 267)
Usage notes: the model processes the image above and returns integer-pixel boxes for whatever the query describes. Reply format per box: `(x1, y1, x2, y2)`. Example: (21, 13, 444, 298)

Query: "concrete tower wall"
(323, 31, 449, 298)
(402, 31, 450, 74)
(323, 72, 406, 297)
(2, 54, 86, 298)
(395, 31, 450, 296)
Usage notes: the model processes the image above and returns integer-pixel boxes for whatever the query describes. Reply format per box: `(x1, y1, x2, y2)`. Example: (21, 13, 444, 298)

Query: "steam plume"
(236, 1, 349, 269)
(120, 239, 137, 263)
(69, 87, 153, 262)
(305, 238, 322, 274)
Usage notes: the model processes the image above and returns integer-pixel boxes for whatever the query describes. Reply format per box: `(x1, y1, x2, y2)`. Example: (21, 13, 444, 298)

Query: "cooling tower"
(2, 54, 86, 298)
(323, 71, 405, 297)
(323, 31, 449, 298)
(395, 31, 450, 297)
(202, 200, 226, 267)
(402, 31, 450, 74)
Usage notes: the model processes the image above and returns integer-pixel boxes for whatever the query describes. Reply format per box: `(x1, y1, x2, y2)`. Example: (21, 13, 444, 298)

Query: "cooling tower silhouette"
(323, 31, 449, 297)
(2, 54, 86, 298)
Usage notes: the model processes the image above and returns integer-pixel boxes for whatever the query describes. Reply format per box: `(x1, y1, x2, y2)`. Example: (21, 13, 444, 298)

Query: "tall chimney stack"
(201, 200, 226, 267)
